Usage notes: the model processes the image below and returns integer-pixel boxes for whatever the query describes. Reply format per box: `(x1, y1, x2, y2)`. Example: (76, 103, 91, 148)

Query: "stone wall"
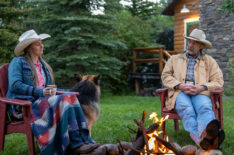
(199, 0, 234, 86)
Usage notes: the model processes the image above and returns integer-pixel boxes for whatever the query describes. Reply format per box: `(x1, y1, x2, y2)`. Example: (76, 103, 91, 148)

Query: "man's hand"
(178, 83, 190, 92)
(178, 84, 205, 95)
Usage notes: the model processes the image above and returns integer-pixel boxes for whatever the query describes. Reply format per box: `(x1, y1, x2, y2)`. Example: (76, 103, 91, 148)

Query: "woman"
(6, 29, 100, 155)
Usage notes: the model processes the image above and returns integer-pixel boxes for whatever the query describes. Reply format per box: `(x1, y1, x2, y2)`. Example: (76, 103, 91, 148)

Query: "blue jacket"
(6, 56, 53, 102)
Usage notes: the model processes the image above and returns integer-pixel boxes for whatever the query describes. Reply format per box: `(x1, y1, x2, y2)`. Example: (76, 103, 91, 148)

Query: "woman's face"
(28, 40, 44, 57)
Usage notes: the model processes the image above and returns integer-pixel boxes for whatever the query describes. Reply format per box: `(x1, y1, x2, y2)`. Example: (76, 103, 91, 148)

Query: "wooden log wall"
(173, 0, 200, 53)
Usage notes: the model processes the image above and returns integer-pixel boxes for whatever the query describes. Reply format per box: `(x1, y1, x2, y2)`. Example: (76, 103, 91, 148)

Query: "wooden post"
(133, 50, 136, 73)
(133, 50, 140, 94)
(159, 47, 164, 73)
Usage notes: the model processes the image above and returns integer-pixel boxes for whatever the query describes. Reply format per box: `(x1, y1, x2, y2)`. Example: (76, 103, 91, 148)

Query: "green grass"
(0, 96, 233, 155)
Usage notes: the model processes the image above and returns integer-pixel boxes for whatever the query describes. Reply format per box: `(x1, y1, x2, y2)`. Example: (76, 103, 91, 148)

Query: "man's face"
(187, 39, 202, 56)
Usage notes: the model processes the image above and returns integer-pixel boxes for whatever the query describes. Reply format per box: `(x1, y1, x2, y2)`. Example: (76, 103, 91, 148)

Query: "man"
(161, 29, 225, 150)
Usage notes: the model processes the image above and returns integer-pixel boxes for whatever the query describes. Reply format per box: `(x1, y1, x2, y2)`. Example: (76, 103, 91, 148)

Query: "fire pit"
(90, 111, 222, 155)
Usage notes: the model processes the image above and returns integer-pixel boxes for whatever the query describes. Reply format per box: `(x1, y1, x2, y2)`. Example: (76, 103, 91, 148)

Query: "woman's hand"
(43, 87, 56, 97)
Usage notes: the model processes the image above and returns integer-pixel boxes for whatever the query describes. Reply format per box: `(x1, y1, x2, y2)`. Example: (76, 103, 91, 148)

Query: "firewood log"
(84, 145, 106, 155)
(195, 148, 222, 155)
(88, 144, 120, 155)
(104, 144, 120, 155)
(171, 142, 182, 152)
(181, 145, 197, 155)
(118, 141, 133, 150)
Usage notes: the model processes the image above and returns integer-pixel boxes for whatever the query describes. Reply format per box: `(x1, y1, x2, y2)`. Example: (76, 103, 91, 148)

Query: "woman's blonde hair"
(24, 46, 55, 86)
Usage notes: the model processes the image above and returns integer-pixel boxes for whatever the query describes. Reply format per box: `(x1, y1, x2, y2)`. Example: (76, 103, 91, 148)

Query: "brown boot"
(73, 143, 101, 154)
(205, 119, 220, 138)
(200, 120, 225, 150)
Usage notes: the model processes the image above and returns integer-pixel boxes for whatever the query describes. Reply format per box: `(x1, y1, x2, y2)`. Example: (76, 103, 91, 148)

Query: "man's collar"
(179, 51, 205, 60)
(186, 52, 199, 59)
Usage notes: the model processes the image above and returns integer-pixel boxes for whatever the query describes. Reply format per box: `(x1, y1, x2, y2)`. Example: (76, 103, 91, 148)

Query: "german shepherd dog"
(71, 74, 101, 133)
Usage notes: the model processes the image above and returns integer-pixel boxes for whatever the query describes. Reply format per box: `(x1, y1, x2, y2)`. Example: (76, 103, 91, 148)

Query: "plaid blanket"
(31, 93, 94, 155)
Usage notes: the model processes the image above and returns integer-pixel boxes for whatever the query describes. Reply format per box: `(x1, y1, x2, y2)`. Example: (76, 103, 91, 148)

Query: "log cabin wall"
(173, 0, 200, 53)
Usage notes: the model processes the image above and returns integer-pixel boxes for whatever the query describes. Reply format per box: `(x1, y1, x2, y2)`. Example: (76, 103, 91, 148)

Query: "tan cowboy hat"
(184, 28, 212, 49)
(14, 29, 51, 56)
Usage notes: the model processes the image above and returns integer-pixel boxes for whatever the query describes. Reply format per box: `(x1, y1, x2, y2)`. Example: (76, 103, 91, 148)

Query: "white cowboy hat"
(14, 29, 51, 56)
(184, 28, 212, 49)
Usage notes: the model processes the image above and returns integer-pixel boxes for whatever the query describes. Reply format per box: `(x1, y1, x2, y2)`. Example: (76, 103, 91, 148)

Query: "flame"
(141, 112, 175, 155)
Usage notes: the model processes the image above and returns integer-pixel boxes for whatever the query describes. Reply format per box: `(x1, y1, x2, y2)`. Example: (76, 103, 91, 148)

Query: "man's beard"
(188, 47, 194, 52)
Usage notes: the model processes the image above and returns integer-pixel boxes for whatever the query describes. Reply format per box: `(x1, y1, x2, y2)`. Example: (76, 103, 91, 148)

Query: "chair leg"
(174, 119, 179, 131)
(26, 130, 35, 155)
(161, 121, 166, 138)
(0, 104, 6, 151)
(0, 128, 5, 151)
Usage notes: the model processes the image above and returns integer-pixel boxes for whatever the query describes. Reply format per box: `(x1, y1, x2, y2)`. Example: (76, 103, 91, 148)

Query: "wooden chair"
(156, 88, 224, 138)
(0, 63, 78, 155)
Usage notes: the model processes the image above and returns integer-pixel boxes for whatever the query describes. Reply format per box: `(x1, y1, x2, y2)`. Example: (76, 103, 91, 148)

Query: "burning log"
(126, 111, 182, 155)
(155, 136, 182, 155)
(125, 121, 161, 155)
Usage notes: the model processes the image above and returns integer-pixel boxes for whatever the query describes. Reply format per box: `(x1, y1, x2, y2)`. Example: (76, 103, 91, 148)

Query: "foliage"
(103, 11, 154, 93)
(124, 0, 174, 43)
(125, 0, 159, 20)
(218, 0, 234, 14)
(146, 1, 174, 44)
(109, 11, 153, 53)
(1, 96, 234, 155)
(157, 28, 174, 50)
(104, 0, 123, 14)
(102, 1, 173, 93)
(26, 0, 126, 89)
(0, 0, 174, 93)
(0, 0, 30, 65)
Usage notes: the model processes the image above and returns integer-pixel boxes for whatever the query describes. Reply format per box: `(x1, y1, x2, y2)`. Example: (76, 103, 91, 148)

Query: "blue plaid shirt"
(185, 52, 199, 84)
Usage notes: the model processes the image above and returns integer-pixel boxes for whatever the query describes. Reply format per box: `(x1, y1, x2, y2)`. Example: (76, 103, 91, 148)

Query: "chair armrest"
(0, 97, 32, 106)
(56, 91, 79, 96)
(156, 88, 168, 94)
(155, 88, 168, 109)
(210, 88, 224, 95)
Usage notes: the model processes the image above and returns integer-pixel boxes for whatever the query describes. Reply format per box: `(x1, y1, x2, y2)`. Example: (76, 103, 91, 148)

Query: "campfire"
(142, 112, 174, 155)
(90, 111, 222, 155)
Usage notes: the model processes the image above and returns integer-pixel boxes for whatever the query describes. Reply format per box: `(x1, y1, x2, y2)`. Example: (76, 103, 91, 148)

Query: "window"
(184, 17, 199, 50)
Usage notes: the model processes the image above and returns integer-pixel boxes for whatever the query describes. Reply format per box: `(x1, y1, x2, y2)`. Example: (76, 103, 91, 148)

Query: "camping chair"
(156, 88, 224, 138)
(0, 63, 78, 155)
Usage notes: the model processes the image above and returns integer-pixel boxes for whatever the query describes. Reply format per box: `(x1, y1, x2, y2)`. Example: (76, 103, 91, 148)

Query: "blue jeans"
(175, 92, 215, 145)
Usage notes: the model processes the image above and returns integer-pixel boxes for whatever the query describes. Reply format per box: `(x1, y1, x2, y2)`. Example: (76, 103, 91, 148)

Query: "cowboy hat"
(184, 29, 212, 49)
(14, 29, 51, 56)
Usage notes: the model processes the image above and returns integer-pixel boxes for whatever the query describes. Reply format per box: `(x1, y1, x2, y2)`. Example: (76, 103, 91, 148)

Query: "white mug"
(47, 84, 57, 96)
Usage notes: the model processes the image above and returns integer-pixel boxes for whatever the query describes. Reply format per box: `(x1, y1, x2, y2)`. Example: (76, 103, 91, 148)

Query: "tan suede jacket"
(161, 52, 224, 110)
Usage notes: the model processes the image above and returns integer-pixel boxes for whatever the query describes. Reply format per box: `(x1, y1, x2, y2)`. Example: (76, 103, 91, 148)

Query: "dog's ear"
(94, 75, 101, 85)
(74, 74, 82, 82)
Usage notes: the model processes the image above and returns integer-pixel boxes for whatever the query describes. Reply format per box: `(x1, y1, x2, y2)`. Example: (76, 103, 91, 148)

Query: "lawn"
(0, 95, 233, 155)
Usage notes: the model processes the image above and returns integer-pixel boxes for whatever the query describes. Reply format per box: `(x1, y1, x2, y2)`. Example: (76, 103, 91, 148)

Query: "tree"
(219, 0, 234, 14)
(124, 0, 173, 44)
(104, 0, 123, 14)
(125, 0, 159, 20)
(103, 10, 154, 92)
(0, 0, 29, 64)
(26, 0, 126, 90)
